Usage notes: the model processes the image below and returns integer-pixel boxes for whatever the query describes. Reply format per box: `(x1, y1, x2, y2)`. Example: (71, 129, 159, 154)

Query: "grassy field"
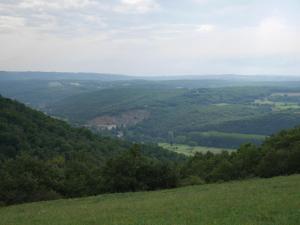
(254, 99, 300, 111)
(0, 175, 299, 225)
(198, 131, 266, 140)
(159, 142, 234, 156)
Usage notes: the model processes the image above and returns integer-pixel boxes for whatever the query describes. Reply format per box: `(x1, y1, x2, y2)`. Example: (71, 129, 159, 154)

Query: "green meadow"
(254, 99, 300, 111)
(159, 142, 234, 156)
(1, 175, 299, 225)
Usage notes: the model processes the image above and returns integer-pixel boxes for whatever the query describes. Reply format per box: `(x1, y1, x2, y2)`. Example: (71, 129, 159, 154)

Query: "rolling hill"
(46, 86, 300, 148)
(0, 95, 183, 205)
(0, 175, 299, 225)
(2, 73, 300, 149)
(1, 93, 300, 215)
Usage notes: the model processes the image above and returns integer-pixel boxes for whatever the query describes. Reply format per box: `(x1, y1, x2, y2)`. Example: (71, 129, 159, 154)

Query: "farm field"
(0, 175, 299, 225)
(159, 142, 234, 156)
(254, 99, 300, 111)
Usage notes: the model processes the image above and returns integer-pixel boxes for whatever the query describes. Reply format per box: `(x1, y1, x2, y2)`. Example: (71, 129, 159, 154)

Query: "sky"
(0, 0, 300, 76)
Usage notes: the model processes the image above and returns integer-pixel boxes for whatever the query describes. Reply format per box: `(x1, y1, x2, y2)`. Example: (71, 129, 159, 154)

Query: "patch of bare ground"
(86, 110, 150, 130)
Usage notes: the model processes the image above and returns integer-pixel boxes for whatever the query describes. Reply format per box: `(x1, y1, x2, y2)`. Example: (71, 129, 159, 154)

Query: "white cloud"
(0, 0, 110, 36)
(192, 0, 210, 4)
(254, 17, 300, 55)
(0, 16, 25, 32)
(257, 17, 286, 35)
(196, 24, 215, 32)
(19, 0, 100, 10)
(115, 0, 160, 14)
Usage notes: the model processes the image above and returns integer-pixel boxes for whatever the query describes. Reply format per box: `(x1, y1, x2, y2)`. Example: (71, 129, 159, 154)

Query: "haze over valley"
(0, 1, 300, 224)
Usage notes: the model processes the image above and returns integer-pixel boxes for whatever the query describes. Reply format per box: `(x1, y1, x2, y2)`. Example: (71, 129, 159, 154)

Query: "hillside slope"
(0, 95, 181, 161)
(0, 95, 183, 204)
(0, 175, 299, 225)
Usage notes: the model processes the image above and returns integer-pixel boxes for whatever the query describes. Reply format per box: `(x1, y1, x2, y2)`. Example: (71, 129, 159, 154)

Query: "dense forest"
(0, 96, 183, 205)
(1, 95, 300, 205)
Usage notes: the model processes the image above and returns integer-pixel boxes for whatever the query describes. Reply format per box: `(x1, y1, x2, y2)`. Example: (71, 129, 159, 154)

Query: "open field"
(159, 142, 234, 156)
(198, 131, 266, 140)
(271, 92, 300, 97)
(0, 175, 299, 225)
(254, 99, 300, 111)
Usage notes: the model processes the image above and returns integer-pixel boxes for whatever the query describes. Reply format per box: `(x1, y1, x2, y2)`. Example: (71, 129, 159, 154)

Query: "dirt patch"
(86, 110, 150, 130)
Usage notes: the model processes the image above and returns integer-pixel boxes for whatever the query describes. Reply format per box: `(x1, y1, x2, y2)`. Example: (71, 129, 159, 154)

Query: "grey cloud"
(0, 0, 111, 36)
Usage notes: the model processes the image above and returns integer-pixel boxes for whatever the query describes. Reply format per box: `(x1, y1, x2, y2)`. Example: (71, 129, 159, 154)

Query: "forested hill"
(1, 95, 300, 207)
(0, 95, 181, 161)
(0, 95, 127, 160)
(0, 95, 183, 204)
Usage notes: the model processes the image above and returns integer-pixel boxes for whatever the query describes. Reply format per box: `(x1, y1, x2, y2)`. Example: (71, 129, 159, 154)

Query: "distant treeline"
(0, 95, 300, 206)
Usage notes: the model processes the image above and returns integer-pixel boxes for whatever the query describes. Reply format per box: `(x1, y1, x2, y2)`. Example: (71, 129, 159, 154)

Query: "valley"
(2, 72, 300, 149)
(1, 72, 300, 224)
(1, 0, 299, 223)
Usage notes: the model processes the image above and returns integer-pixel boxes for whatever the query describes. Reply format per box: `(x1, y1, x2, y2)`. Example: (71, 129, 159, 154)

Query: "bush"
(179, 176, 205, 187)
(101, 145, 179, 193)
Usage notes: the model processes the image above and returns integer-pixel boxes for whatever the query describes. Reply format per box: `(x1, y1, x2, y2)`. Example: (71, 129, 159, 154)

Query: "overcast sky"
(0, 0, 300, 76)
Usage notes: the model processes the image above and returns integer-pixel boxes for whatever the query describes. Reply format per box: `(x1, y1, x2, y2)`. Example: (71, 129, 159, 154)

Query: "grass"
(198, 131, 266, 140)
(159, 142, 234, 156)
(254, 99, 300, 111)
(0, 175, 300, 225)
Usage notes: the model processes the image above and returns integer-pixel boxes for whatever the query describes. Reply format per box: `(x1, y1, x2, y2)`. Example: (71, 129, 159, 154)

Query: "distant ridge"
(139, 74, 300, 81)
(1, 71, 300, 82)
(0, 71, 136, 81)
